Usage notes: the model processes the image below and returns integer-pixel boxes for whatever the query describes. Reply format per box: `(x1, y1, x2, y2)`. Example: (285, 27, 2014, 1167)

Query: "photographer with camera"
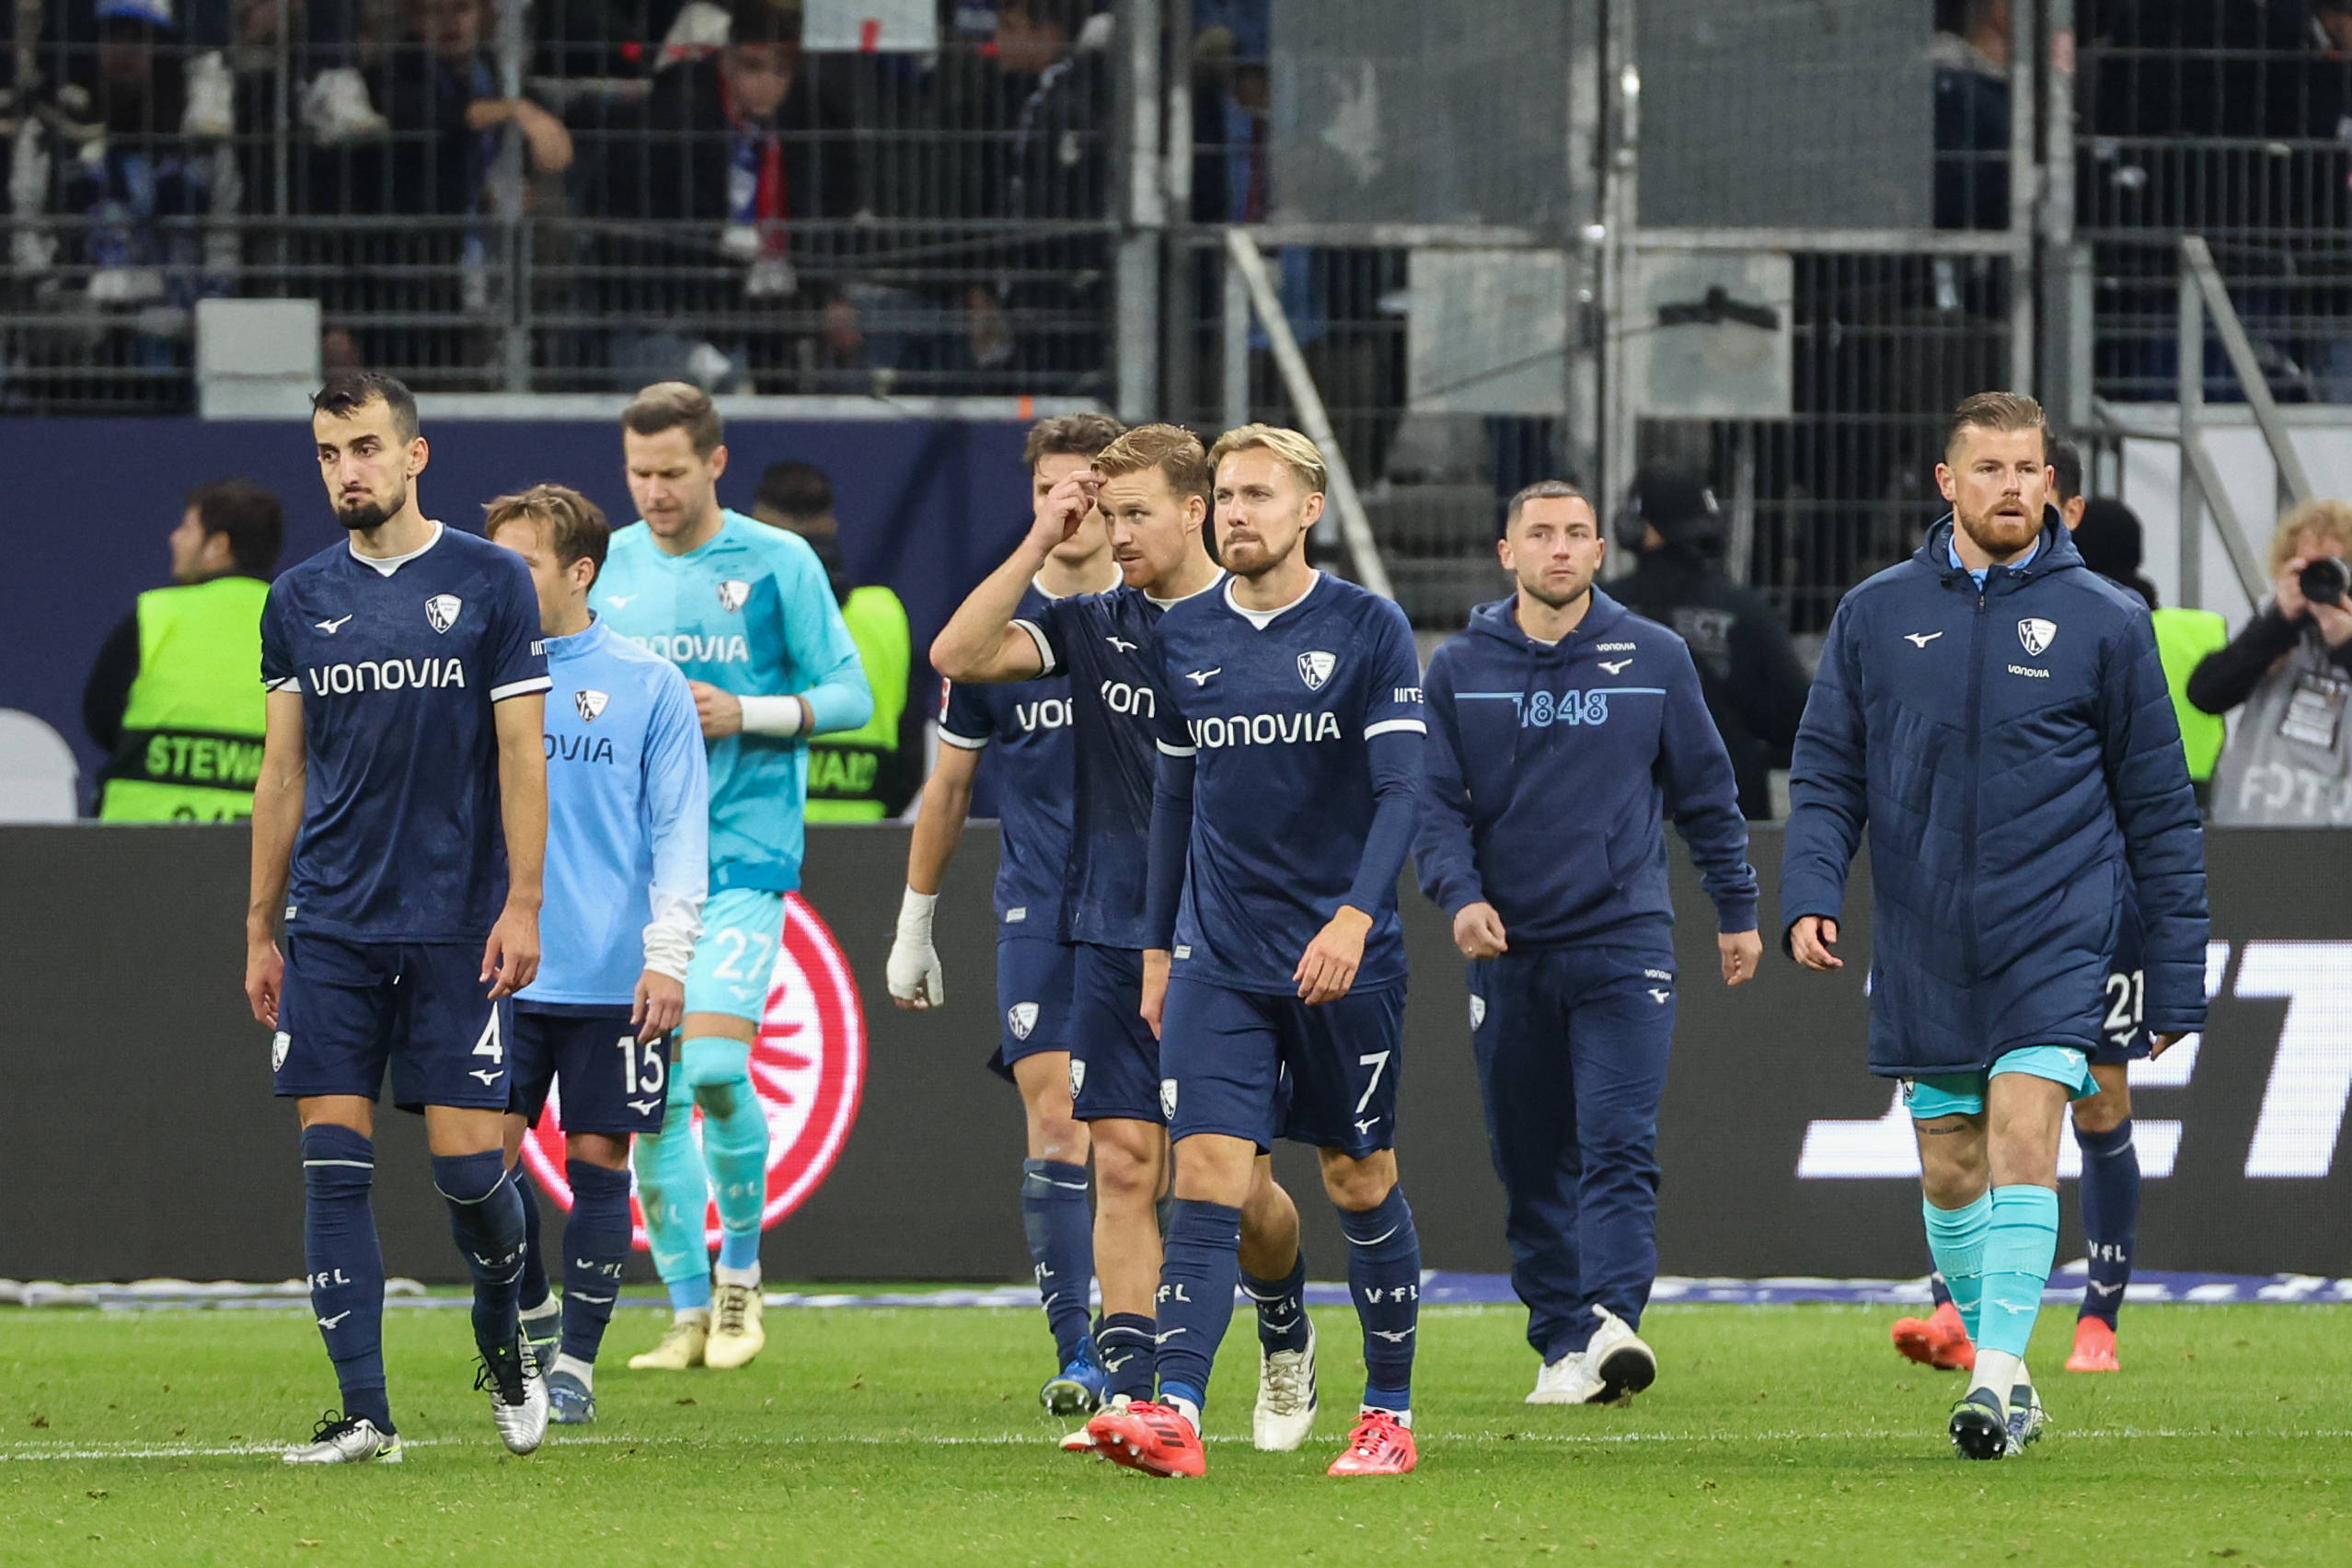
(2189, 499, 2352, 825)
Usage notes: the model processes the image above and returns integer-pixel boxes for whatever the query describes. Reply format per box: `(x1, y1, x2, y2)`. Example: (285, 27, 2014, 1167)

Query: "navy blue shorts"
(272, 936, 512, 1114)
(987, 936, 1078, 1082)
(1159, 977, 1406, 1158)
(511, 1005, 673, 1136)
(1067, 943, 1161, 1124)
(2092, 908, 2153, 1066)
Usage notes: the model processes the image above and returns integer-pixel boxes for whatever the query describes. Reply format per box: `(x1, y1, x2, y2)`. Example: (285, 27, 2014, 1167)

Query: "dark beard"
(1522, 578, 1591, 612)
(336, 491, 402, 533)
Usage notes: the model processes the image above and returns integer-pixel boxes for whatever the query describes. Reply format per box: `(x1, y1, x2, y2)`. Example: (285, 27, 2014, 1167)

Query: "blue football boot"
(1039, 1339, 1109, 1418)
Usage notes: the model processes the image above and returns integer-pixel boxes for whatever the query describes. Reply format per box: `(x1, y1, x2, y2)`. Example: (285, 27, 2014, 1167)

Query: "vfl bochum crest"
(1297, 650, 1336, 690)
(2017, 617, 2058, 657)
(424, 594, 463, 633)
(717, 579, 752, 613)
(1007, 1001, 1039, 1041)
(574, 689, 609, 722)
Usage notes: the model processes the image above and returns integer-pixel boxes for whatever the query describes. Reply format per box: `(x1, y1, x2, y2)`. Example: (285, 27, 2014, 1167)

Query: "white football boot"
(1252, 1319, 1320, 1451)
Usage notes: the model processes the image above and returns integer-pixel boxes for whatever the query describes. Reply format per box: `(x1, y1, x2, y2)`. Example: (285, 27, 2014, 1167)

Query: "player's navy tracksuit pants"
(1469, 944, 1676, 1361)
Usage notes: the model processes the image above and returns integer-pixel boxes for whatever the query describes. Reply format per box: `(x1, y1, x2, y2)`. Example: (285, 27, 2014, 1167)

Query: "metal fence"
(3, 0, 1124, 410)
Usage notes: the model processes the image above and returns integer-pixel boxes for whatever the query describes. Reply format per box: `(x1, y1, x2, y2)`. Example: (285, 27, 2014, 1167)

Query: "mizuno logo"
(316, 614, 353, 634)
(317, 1311, 352, 1330)
(606, 594, 638, 607)
(1185, 667, 1220, 686)
(1370, 1328, 1416, 1343)
(1598, 658, 1632, 674)
(1647, 988, 1672, 1004)
(1355, 1117, 1380, 1136)
(1152, 1327, 1189, 1343)
(468, 1068, 503, 1086)
(1106, 635, 1137, 652)
(627, 1098, 662, 1115)
(1101, 1351, 1134, 1371)
(1904, 631, 1943, 648)
(2088, 1281, 2124, 1297)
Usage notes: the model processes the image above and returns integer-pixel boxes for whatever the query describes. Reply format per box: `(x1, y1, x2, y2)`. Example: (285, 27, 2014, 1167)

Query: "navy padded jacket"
(1780, 516, 2209, 1078)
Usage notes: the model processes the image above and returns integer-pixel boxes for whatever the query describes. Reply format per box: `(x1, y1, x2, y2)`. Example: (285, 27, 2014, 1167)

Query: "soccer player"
(248, 372, 555, 1463)
(1782, 392, 2208, 1459)
(886, 412, 1126, 1413)
(1888, 439, 2150, 1378)
(1417, 481, 1762, 1407)
(930, 423, 1316, 1453)
(1084, 424, 1426, 1480)
(593, 383, 873, 1372)
(484, 485, 709, 1424)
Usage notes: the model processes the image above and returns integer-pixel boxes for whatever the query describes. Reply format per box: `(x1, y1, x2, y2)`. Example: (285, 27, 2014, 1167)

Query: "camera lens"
(2300, 556, 2350, 608)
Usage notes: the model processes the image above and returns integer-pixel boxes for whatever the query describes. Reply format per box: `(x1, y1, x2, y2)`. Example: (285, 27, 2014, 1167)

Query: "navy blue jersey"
(260, 525, 550, 942)
(1015, 581, 1210, 949)
(1151, 574, 1426, 994)
(940, 583, 1078, 939)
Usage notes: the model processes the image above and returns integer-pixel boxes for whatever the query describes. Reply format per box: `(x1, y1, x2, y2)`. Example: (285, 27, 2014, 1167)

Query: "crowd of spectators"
(2, 0, 1140, 401)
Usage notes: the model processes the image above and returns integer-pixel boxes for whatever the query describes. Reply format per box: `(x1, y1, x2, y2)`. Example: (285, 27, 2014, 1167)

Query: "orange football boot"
(2065, 1316, 2121, 1372)
(1081, 1400, 1205, 1478)
(1890, 1299, 1977, 1371)
(1327, 1410, 1417, 1477)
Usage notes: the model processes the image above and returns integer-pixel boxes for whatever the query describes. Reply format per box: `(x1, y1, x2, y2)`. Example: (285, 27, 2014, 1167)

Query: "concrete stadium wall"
(2, 824, 2348, 1285)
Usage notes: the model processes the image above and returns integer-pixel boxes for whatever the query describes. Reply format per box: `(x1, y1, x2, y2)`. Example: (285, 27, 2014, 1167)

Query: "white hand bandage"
(886, 887, 943, 1007)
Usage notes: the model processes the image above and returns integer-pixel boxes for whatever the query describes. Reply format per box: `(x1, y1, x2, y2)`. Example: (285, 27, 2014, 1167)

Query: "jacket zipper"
(1961, 580, 1987, 1023)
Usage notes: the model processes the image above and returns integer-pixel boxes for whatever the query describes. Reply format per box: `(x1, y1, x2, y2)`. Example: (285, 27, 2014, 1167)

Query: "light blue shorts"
(685, 886, 786, 1022)
(1902, 1044, 2097, 1121)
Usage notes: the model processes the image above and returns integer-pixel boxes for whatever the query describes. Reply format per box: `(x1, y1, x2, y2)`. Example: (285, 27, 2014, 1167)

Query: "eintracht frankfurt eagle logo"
(1297, 650, 1336, 690)
(424, 594, 463, 633)
(519, 893, 866, 1248)
(717, 578, 752, 613)
(2017, 617, 2058, 657)
(574, 688, 609, 722)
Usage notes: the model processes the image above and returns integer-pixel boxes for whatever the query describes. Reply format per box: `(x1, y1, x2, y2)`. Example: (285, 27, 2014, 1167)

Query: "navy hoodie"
(1780, 514, 2209, 1078)
(1417, 590, 1759, 951)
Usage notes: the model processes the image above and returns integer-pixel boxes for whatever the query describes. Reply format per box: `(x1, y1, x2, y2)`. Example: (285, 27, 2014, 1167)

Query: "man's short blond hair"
(1209, 423, 1328, 498)
(1093, 422, 1212, 503)
(2270, 497, 2352, 578)
(1944, 390, 2047, 458)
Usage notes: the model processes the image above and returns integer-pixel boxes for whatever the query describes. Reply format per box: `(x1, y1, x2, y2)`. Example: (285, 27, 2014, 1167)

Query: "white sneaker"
(281, 1412, 401, 1464)
(181, 51, 234, 137)
(478, 1341, 550, 1456)
(1584, 1307, 1657, 1404)
(302, 66, 388, 142)
(705, 1277, 767, 1370)
(1252, 1319, 1319, 1451)
(1526, 1350, 1600, 1404)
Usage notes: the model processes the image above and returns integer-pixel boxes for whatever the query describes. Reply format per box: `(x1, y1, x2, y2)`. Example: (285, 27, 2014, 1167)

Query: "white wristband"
(738, 694, 806, 736)
(896, 886, 938, 938)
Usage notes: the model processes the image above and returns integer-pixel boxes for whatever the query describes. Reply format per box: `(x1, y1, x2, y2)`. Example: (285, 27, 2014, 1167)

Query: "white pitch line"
(8, 1426, 2351, 1463)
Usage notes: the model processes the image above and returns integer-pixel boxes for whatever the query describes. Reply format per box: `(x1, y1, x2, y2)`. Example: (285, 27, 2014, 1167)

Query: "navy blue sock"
(560, 1160, 633, 1364)
(1020, 1159, 1095, 1365)
(1341, 1188, 1421, 1412)
(2074, 1118, 2140, 1327)
(432, 1150, 528, 1359)
(514, 1166, 551, 1312)
(301, 1124, 391, 1433)
(1241, 1249, 1311, 1357)
(1929, 1269, 1954, 1311)
(1096, 1312, 1158, 1403)
(1152, 1199, 1242, 1417)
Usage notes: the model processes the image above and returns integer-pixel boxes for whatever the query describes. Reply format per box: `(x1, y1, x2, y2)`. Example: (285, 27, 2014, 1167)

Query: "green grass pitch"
(4, 1301, 2348, 1565)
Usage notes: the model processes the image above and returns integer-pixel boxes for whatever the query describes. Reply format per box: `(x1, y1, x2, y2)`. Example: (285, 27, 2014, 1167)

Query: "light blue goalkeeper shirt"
(521, 615, 711, 1008)
(593, 509, 872, 893)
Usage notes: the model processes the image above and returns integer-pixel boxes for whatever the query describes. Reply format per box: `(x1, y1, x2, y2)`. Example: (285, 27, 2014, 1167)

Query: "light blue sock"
(1921, 1192, 1991, 1343)
(684, 1037, 770, 1274)
(1977, 1184, 2059, 1361)
(632, 1079, 712, 1313)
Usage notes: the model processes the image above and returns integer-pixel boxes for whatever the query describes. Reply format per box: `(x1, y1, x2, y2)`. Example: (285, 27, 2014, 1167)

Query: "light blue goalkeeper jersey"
(521, 615, 710, 1008)
(593, 509, 872, 893)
